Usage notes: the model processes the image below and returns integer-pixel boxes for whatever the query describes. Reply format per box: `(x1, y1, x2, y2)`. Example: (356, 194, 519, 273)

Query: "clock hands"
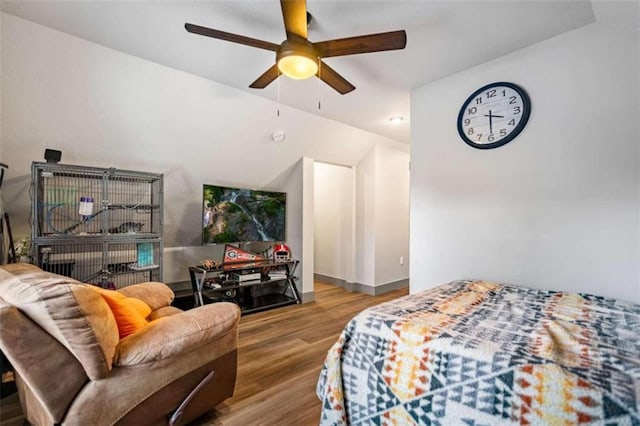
(484, 109, 504, 134)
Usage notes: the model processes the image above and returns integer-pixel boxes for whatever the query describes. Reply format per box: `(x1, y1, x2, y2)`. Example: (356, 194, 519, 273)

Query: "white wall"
(314, 162, 354, 282)
(375, 145, 410, 285)
(355, 149, 376, 287)
(300, 157, 315, 298)
(0, 13, 408, 295)
(355, 145, 410, 292)
(411, 22, 640, 303)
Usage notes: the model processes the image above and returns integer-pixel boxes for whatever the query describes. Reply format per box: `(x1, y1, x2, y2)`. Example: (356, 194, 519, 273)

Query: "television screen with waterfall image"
(202, 184, 286, 244)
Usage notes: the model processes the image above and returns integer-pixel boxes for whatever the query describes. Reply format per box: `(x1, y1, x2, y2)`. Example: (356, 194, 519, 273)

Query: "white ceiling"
(1, 0, 608, 143)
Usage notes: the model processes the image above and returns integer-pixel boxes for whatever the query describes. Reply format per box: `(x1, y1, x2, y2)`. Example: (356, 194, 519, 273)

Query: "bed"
(316, 280, 640, 425)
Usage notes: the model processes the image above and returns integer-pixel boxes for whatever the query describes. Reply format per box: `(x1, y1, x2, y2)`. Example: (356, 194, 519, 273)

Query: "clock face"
(457, 82, 531, 149)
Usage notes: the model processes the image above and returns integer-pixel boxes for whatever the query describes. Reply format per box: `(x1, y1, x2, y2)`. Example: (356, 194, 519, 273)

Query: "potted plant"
(15, 237, 32, 263)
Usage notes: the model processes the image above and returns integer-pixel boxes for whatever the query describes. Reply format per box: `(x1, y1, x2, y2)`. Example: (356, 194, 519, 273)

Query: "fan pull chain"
(317, 58, 322, 110)
(277, 69, 281, 117)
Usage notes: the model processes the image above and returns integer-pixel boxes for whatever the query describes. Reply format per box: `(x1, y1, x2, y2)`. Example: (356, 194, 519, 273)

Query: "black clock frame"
(457, 81, 531, 150)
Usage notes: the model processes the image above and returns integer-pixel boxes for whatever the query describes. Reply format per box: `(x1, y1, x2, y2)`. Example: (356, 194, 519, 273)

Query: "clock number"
(468, 106, 477, 115)
(475, 97, 483, 105)
(467, 127, 474, 135)
(502, 89, 506, 96)
(500, 129, 507, 137)
(487, 134, 495, 142)
(476, 134, 483, 141)
(486, 89, 497, 98)
(509, 96, 517, 104)
(508, 119, 516, 126)
(514, 106, 521, 114)
(464, 118, 471, 126)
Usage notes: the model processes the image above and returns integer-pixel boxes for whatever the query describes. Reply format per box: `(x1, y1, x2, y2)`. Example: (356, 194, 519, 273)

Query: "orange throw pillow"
(93, 287, 152, 339)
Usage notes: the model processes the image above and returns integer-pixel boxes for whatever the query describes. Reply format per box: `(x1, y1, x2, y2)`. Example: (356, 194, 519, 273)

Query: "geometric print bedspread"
(316, 280, 640, 425)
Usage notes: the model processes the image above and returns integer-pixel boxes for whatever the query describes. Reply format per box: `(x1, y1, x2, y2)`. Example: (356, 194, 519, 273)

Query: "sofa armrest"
(0, 298, 88, 423)
(117, 282, 174, 311)
(114, 302, 240, 366)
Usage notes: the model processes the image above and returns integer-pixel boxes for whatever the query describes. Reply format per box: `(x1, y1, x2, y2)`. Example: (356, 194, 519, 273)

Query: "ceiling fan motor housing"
(276, 38, 319, 79)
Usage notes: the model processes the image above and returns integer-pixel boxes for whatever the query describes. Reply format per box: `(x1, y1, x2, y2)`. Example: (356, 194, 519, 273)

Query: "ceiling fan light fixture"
(276, 40, 318, 80)
(277, 53, 318, 80)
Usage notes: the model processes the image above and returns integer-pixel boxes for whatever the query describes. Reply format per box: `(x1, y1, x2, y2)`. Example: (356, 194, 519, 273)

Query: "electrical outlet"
(400, 256, 404, 266)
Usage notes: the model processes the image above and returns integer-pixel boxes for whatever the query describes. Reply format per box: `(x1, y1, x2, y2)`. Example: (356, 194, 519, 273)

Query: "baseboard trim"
(314, 274, 409, 296)
(314, 274, 346, 287)
(371, 278, 410, 296)
(301, 291, 315, 303)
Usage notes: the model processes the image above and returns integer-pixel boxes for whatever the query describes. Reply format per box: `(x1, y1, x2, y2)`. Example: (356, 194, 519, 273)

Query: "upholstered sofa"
(0, 263, 241, 425)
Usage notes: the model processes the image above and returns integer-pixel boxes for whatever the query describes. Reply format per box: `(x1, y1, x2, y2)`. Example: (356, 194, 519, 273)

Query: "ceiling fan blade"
(318, 61, 355, 95)
(315, 30, 407, 58)
(280, 0, 308, 40)
(249, 64, 280, 89)
(185, 23, 279, 52)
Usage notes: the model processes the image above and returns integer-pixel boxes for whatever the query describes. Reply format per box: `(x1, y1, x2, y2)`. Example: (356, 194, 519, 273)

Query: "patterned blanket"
(316, 280, 640, 425)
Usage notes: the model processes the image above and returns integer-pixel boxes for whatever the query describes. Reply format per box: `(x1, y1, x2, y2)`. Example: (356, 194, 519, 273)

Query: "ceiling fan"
(185, 0, 407, 95)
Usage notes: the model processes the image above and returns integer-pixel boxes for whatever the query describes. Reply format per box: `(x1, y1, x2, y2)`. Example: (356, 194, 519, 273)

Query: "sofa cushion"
(115, 302, 240, 366)
(116, 282, 174, 311)
(148, 305, 183, 321)
(0, 265, 119, 380)
(91, 287, 152, 338)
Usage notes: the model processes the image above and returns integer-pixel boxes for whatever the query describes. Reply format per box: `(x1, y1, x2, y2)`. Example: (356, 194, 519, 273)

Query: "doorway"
(313, 161, 355, 289)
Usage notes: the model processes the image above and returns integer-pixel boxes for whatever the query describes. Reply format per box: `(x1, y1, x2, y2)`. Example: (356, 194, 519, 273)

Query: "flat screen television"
(202, 184, 286, 244)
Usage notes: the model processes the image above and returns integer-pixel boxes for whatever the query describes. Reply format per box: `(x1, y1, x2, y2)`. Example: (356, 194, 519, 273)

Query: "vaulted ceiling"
(3, 1, 622, 143)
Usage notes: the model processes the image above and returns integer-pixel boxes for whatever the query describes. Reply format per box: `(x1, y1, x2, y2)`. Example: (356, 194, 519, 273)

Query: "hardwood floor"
(0, 281, 409, 426)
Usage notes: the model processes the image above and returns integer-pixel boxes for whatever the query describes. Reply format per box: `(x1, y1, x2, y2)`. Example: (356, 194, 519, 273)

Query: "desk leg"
(188, 269, 206, 307)
(287, 277, 301, 303)
(196, 271, 206, 306)
(285, 261, 301, 304)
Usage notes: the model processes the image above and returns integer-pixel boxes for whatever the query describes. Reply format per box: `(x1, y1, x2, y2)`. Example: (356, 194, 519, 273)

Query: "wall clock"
(457, 82, 531, 149)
